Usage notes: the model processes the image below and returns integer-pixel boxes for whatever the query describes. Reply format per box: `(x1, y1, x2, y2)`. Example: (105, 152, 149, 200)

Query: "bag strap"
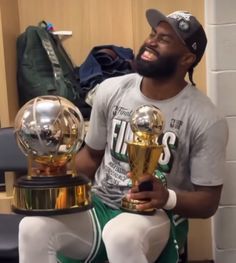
(38, 21, 75, 73)
(36, 27, 64, 81)
(35, 23, 78, 100)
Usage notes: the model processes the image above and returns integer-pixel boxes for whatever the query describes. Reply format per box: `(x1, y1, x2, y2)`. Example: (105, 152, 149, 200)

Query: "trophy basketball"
(12, 95, 92, 215)
(121, 105, 165, 215)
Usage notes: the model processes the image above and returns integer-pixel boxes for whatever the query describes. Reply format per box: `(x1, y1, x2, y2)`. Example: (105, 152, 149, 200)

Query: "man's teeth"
(143, 50, 157, 59)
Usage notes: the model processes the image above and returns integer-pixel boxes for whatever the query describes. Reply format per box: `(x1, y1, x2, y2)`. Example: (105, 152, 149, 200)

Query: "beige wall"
(0, 0, 206, 123)
(18, 0, 206, 92)
(0, 0, 20, 127)
(0, 0, 211, 260)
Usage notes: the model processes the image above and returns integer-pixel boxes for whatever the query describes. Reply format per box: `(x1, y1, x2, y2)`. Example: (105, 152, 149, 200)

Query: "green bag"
(17, 23, 80, 106)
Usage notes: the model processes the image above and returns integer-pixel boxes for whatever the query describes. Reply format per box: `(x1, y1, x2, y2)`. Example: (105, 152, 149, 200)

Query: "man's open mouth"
(140, 47, 159, 61)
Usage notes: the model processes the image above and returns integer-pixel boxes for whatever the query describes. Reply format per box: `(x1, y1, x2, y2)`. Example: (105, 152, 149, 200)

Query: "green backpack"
(17, 23, 80, 106)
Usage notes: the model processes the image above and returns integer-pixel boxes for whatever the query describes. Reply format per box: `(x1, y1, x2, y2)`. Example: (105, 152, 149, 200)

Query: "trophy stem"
(71, 153, 77, 177)
(28, 155, 33, 177)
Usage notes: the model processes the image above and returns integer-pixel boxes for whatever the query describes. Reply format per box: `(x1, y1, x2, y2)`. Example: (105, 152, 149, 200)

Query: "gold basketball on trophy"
(12, 95, 92, 215)
(121, 105, 165, 215)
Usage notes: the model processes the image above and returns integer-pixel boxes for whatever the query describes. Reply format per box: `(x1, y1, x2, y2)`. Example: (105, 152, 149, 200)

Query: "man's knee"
(102, 218, 141, 251)
(19, 217, 35, 239)
(19, 216, 53, 241)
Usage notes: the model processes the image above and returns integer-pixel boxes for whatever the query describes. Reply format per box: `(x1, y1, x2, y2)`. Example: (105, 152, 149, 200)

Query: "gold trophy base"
(121, 196, 156, 215)
(12, 175, 92, 215)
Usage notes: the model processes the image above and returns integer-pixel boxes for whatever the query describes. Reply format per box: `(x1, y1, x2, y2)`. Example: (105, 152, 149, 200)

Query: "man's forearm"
(75, 145, 104, 181)
(173, 185, 222, 218)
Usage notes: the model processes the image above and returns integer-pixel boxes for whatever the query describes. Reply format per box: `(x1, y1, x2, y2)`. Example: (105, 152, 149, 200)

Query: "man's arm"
(127, 174, 223, 218)
(173, 184, 222, 218)
(75, 144, 105, 181)
(127, 118, 228, 218)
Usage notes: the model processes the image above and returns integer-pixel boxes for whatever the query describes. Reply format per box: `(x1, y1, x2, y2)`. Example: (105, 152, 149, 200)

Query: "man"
(19, 8, 228, 263)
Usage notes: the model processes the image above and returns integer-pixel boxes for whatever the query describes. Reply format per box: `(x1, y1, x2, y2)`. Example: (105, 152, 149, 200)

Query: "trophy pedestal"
(121, 196, 156, 215)
(12, 174, 92, 215)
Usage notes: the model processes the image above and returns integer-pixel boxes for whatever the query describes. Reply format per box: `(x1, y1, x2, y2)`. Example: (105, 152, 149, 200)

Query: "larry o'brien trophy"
(12, 95, 92, 215)
(121, 105, 165, 215)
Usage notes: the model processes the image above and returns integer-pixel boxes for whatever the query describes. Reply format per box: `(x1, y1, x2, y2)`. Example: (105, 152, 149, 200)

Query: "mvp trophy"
(121, 105, 165, 215)
(12, 95, 92, 215)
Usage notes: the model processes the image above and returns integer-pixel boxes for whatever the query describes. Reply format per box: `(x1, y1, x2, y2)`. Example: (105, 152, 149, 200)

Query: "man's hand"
(126, 173, 169, 212)
(126, 172, 223, 218)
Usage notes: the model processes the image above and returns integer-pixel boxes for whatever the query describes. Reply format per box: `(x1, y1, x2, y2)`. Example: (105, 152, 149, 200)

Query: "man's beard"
(135, 45, 181, 80)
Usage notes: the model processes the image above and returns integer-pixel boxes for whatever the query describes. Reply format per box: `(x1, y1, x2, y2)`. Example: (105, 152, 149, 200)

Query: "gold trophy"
(12, 95, 92, 215)
(121, 105, 165, 215)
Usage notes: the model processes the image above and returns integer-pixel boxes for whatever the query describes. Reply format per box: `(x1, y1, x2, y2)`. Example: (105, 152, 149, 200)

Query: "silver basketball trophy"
(12, 95, 92, 215)
(121, 105, 165, 215)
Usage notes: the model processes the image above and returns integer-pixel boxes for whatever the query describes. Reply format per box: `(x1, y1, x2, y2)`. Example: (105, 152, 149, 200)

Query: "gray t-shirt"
(85, 73, 228, 209)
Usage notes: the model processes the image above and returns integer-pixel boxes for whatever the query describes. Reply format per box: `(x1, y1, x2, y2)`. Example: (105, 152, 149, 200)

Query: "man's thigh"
(102, 209, 170, 262)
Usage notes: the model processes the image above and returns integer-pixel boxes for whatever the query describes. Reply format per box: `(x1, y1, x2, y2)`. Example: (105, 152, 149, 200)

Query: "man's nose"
(146, 35, 159, 47)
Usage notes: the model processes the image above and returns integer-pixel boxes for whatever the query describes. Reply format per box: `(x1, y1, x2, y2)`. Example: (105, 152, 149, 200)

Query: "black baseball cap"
(146, 9, 207, 68)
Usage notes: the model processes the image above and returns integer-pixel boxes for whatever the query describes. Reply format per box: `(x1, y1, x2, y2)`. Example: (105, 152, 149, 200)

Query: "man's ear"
(180, 52, 196, 68)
